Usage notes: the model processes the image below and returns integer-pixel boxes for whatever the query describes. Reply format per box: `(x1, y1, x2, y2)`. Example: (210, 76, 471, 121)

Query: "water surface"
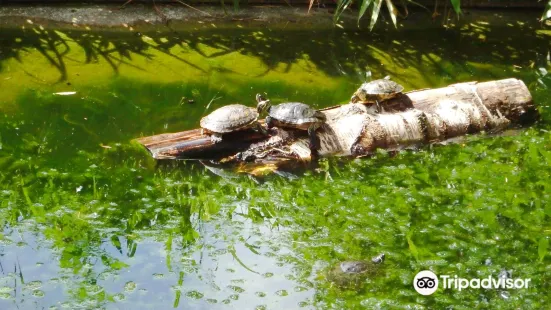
(0, 11, 551, 309)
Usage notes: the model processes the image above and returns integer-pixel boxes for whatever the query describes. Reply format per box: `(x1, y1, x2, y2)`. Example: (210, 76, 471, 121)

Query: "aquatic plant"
(544, 1, 551, 21)
(331, 0, 460, 29)
(323, 0, 549, 29)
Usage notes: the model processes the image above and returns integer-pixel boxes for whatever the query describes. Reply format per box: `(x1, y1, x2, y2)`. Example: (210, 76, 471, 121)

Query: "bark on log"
(135, 78, 538, 165)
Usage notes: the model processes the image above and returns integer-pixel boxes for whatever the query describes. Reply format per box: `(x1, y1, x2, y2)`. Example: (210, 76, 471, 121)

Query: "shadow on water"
(0, 26, 71, 82)
(0, 15, 549, 85)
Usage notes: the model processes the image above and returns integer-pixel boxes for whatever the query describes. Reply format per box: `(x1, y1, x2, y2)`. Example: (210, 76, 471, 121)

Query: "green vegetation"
(0, 10, 550, 309)
(544, 1, 551, 21)
(127, 0, 551, 30)
(343, 0, 551, 30)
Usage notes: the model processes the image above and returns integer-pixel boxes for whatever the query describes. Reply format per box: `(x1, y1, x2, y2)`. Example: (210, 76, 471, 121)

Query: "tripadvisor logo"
(413, 270, 531, 295)
(413, 270, 438, 295)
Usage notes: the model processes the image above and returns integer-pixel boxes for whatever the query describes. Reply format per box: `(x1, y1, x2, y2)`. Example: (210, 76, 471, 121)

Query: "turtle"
(256, 94, 326, 155)
(326, 253, 385, 289)
(350, 76, 404, 104)
(200, 104, 268, 143)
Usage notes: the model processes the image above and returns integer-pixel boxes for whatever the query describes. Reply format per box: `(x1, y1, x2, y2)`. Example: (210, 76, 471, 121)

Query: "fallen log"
(136, 78, 538, 166)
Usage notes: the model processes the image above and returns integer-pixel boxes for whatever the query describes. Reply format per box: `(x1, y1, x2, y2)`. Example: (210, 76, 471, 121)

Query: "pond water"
(0, 10, 551, 309)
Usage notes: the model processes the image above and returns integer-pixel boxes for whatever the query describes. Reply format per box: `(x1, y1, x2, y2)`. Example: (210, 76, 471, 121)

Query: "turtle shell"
(326, 259, 385, 289)
(339, 261, 371, 274)
(325, 254, 385, 289)
(360, 79, 404, 95)
(200, 104, 259, 133)
(268, 102, 326, 125)
(326, 260, 381, 289)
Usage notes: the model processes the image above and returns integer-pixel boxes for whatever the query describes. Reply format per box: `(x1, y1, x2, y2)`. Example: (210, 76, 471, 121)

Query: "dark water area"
(0, 10, 550, 309)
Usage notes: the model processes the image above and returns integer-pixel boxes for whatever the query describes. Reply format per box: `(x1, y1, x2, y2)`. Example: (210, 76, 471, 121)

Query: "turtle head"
(256, 93, 271, 114)
(371, 253, 385, 264)
(350, 90, 366, 103)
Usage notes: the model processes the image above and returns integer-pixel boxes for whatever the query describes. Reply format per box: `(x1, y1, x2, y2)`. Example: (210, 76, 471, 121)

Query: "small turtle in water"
(200, 104, 268, 143)
(326, 253, 385, 289)
(350, 76, 404, 104)
(256, 94, 326, 156)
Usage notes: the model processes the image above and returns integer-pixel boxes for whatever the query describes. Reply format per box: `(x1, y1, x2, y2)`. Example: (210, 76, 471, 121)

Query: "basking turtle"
(326, 253, 385, 289)
(200, 104, 268, 143)
(256, 94, 326, 155)
(350, 76, 404, 104)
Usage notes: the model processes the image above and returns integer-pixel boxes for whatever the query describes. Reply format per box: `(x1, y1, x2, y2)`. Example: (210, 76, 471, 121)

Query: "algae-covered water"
(0, 10, 551, 309)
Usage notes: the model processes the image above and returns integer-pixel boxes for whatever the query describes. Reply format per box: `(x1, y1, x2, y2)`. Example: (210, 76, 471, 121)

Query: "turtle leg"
(266, 116, 275, 129)
(210, 133, 223, 143)
(375, 99, 387, 113)
(254, 122, 269, 136)
(308, 124, 321, 159)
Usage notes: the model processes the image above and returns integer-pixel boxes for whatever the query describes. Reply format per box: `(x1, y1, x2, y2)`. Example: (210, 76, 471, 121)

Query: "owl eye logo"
(413, 271, 439, 295)
(416, 277, 436, 289)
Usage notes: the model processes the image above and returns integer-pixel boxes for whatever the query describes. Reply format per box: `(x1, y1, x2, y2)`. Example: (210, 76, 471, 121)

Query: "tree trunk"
(135, 78, 537, 165)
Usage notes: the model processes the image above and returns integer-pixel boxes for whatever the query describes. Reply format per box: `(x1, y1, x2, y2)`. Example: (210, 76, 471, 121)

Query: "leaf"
(358, 0, 374, 26)
(128, 242, 137, 257)
(228, 245, 260, 274)
(542, 1, 551, 21)
(110, 235, 122, 254)
(369, 0, 384, 30)
(334, 0, 353, 22)
(244, 242, 261, 255)
(539, 237, 549, 262)
(110, 260, 129, 270)
(385, 0, 398, 28)
(406, 232, 419, 261)
(165, 233, 173, 251)
(450, 0, 461, 14)
(248, 207, 264, 223)
(333, 0, 344, 22)
(21, 186, 32, 206)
